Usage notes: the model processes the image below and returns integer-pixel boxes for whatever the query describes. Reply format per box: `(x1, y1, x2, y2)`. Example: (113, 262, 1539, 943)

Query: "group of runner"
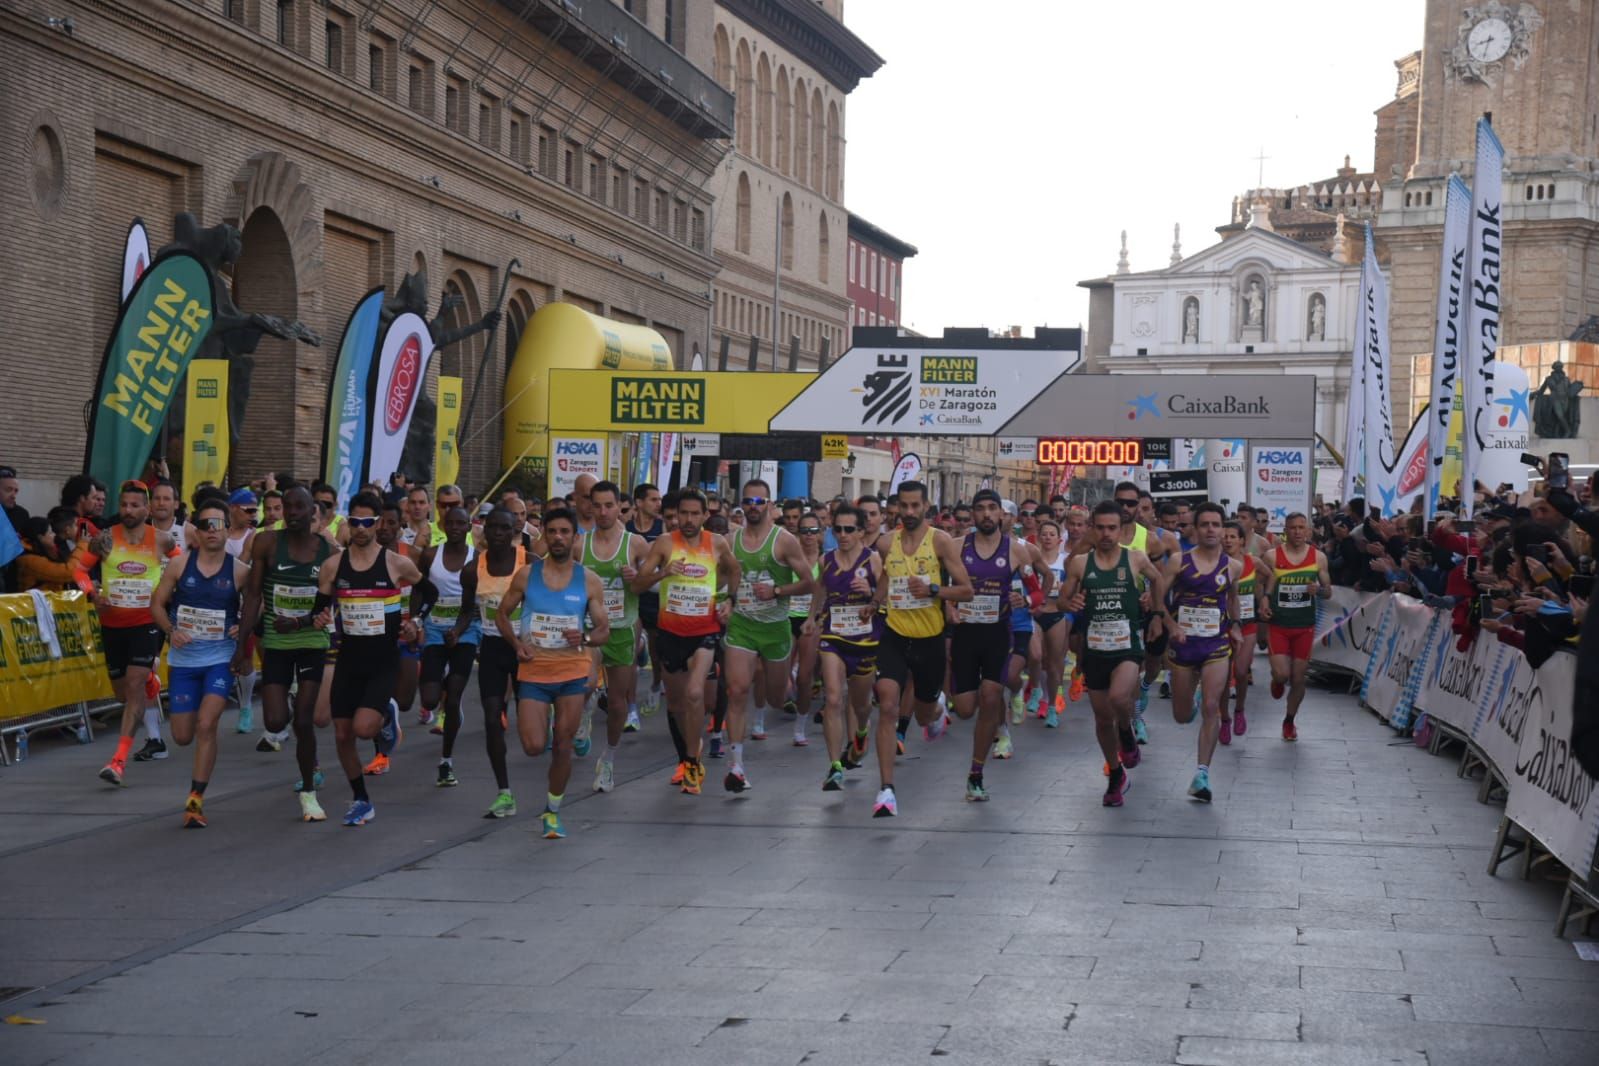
(78, 469, 1332, 836)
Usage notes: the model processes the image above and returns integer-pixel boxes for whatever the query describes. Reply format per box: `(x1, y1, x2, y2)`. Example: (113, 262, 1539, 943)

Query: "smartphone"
(1519, 452, 1543, 468)
(1466, 555, 1479, 579)
(1548, 453, 1571, 491)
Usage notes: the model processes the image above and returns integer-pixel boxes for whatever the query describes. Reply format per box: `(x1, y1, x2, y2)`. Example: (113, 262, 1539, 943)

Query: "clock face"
(1467, 16, 1513, 63)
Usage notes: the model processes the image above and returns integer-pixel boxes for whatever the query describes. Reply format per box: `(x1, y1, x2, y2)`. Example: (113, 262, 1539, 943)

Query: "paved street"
(3, 669, 1598, 1065)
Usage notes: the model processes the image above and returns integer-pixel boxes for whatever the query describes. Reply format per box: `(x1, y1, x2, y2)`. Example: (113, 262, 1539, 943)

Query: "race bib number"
(1087, 618, 1132, 652)
(1178, 605, 1221, 638)
(176, 605, 226, 641)
(107, 577, 152, 610)
(666, 583, 712, 617)
(432, 594, 462, 622)
(1239, 593, 1255, 622)
(789, 594, 812, 616)
(479, 593, 503, 626)
(339, 599, 386, 636)
(272, 584, 317, 619)
(1280, 584, 1310, 605)
(830, 604, 873, 637)
(603, 587, 626, 624)
(888, 576, 932, 611)
(955, 593, 1001, 625)
(527, 612, 579, 650)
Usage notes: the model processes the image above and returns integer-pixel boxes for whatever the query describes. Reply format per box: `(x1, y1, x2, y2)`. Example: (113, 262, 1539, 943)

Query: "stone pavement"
(3, 670, 1598, 1065)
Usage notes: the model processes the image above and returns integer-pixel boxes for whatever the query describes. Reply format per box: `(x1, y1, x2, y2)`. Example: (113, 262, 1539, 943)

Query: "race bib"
(527, 612, 579, 650)
(789, 594, 812, 616)
(1280, 584, 1310, 605)
(603, 587, 626, 624)
(1178, 605, 1221, 638)
(339, 599, 386, 636)
(1239, 593, 1255, 622)
(888, 576, 932, 611)
(432, 594, 462, 622)
(107, 577, 152, 609)
(956, 593, 1001, 625)
(665, 582, 712, 617)
(1087, 618, 1132, 652)
(830, 604, 873, 637)
(272, 584, 317, 619)
(176, 605, 226, 641)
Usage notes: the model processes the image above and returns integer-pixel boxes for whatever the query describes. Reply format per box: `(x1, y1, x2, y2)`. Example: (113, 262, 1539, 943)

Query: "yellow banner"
(435, 375, 463, 489)
(1440, 377, 1465, 499)
(0, 591, 114, 719)
(821, 433, 849, 460)
(183, 358, 230, 503)
(546, 370, 813, 434)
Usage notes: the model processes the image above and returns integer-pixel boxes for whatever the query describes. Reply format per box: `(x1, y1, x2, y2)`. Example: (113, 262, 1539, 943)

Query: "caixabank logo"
(1127, 392, 1273, 421)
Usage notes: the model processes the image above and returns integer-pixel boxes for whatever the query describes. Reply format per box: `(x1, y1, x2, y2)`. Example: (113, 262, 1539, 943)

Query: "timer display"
(1036, 437, 1143, 466)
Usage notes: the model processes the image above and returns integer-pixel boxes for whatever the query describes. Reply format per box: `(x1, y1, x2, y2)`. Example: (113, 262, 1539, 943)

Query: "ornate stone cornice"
(718, 0, 883, 92)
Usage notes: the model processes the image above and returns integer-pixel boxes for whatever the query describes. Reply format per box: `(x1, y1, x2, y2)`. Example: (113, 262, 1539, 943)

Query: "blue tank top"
(955, 532, 1012, 627)
(168, 551, 239, 668)
(518, 559, 592, 683)
(1009, 571, 1034, 634)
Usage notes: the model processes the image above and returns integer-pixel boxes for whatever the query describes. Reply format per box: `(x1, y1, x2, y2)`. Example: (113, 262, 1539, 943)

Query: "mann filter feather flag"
(84, 251, 215, 497)
(1357, 223, 1399, 515)
(1425, 175, 1472, 520)
(182, 359, 229, 504)
(321, 288, 384, 513)
(433, 375, 463, 491)
(366, 312, 435, 491)
(1462, 118, 1504, 519)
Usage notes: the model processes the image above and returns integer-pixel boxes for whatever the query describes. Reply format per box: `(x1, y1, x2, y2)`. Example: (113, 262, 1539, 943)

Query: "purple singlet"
(954, 532, 1012, 628)
(819, 547, 881, 677)
(1170, 549, 1232, 667)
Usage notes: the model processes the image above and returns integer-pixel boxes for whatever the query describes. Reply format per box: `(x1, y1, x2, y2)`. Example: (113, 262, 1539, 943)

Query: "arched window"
(780, 192, 794, 270)
(735, 171, 751, 254)
(793, 81, 809, 186)
(775, 67, 791, 175)
(817, 212, 830, 284)
(755, 54, 772, 165)
(825, 101, 841, 200)
(809, 89, 824, 194)
(713, 24, 731, 89)
(734, 40, 752, 155)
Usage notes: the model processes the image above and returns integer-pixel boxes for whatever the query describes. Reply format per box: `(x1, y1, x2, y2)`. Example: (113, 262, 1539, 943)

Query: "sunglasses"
(1020, 510, 1037, 518)
(121, 479, 149, 495)
(195, 516, 226, 531)
(347, 515, 379, 528)
(741, 496, 768, 507)
(1115, 498, 1139, 507)
(832, 524, 858, 534)
(799, 526, 822, 535)
(241, 507, 258, 515)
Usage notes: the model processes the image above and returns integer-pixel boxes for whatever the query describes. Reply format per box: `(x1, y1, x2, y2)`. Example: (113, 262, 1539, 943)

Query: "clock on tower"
(1445, 2, 1542, 87)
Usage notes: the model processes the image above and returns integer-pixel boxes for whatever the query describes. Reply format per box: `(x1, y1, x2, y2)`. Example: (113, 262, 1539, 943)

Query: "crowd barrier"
(1310, 587, 1597, 933)
(0, 591, 110, 764)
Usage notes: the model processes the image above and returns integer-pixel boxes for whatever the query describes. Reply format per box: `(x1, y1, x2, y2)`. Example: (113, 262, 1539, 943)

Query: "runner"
(92, 480, 179, 785)
(1057, 500, 1164, 806)
(581, 481, 647, 793)
(1159, 503, 1245, 803)
(150, 498, 249, 827)
(494, 507, 609, 838)
(260, 489, 284, 529)
(949, 490, 1040, 799)
(1104, 481, 1174, 741)
(721, 479, 815, 793)
(629, 490, 739, 795)
(237, 486, 335, 821)
(1257, 512, 1331, 741)
(366, 498, 422, 773)
(786, 512, 823, 746)
(1033, 518, 1072, 727)
(317, 491, 420, 826)
(875, 481, 973, 755)
(413, 506, 480, 789)
(149, 478, 187, 554)
(626, 482, 666, 726)
(570, 474, 598, 535)
(224, 488, 258, 560)
(810, 504, 897, 813)
(1222, 520, 1271, 739)
(402, 484, 445, 548)
(458, 508, 524, 818)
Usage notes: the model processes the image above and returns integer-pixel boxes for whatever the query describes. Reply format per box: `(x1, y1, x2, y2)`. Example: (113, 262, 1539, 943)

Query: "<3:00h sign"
(1035, 438, 1143, 466)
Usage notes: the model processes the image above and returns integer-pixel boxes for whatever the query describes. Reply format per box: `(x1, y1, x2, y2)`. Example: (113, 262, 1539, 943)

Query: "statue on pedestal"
(1243, 279, 1264, 326)
(1532, 360, 1584, 439)
(1182, 298, 1199, 343)
(1307, 294, 1326, 341)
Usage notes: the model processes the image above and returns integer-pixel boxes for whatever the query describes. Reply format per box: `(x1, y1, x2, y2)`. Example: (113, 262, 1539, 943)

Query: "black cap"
(971, 488, 1003, 508)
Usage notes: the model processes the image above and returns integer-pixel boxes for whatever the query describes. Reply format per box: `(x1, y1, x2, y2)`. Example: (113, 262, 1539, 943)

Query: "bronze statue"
(1532, 360, 1585, 439)
(158, 213, 321, 448)
(380, 268, 500, 484)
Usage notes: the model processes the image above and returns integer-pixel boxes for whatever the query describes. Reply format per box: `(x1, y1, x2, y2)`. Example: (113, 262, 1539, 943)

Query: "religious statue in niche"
(1243, 277, 1265, 327)
(1182, 297, 1199, 343)
(1532, 360, 1585, 439)
(1307, 293, 1326, 341)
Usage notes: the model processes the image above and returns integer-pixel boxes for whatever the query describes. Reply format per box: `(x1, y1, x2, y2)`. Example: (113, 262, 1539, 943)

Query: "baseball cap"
(971, 489, 1003, 508)
(227, 488, 258, 507)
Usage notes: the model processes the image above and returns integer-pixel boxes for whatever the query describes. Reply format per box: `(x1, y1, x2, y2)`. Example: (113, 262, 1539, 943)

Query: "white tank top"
(225, 530, 251, 558)
(428, 540, 475, 601)
(158, 521, 187, 554)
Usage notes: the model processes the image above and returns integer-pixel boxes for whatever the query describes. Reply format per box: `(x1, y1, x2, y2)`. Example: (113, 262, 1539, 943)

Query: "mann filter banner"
(1247, 444, 1312, 531)
(434, 375, 463, 491)
(1462, 118, 1504, 519)
(366, 312, 435, 490)
(84, 251, 214, 501)
(1425, 175, 1472, 519)
(321, 288, 385, 513)
(182, 359, 230, 504)
(121, 218, 150, 304)
(1357, 223, 1400, 515)
(0, 591, 113, 718)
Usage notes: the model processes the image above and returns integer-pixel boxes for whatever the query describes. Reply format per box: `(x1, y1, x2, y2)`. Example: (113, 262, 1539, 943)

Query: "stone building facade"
(3, 0, 732, 502)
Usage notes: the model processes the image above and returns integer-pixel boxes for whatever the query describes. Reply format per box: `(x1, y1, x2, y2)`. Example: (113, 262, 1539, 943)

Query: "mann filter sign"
(1002, 374, 1316, 439)
(611, 377, 704, 425)
(548, 370, 809, 434)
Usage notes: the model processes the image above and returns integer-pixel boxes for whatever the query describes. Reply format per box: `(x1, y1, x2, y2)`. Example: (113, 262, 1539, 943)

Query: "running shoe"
(376, 699, 401, 755)
(1219, 717, 1233, 746)
(594, 759, 615, 793)
(299, 791, 327, 822)
(429, 713, 445, 737)
(1044, 707, 1059, 729)
(992, 734, 1014, 760)
(1136, 681, 1152, 717)
(707, 735, 723, 759)
(236, 703, 254, 734)
(965, 775, 989, 802)
(418, 707, 435, 728)
(624, 709, 641, 733)
(923, 710, 951, 742)
(436, 762, 459, 788)
(895, 731, 906, 756)
(783, 699, 798, 718)
(752, 714, 767, 740)
(1270, 679, 1286, 700)
(364, 752, 390, 775)
(873, 787, 897, 817)
(1068, 669, 1086, 703)
(342, 799, 375, 827)
(541, 809, 567, 839)
(183, 793, 207, 829)
(485, 790, 517, 818)
(1120, 734, 1142, 769)
(574, 707, 593, 757)
(99, 762, 125, 787)
(256, 734, 283, 753)
(1159, 678, 1171, 699)
(723, 769, 751, 793)
(812, 709, 823, 724)
(849, 730, 869, 763)
(1103, 766, 1129, 807)
(792, 732, 809, 747)
(1282, 717, 1298, 742)
(1132, 717, 1149, 745)
(1234, 708, 1248, 735)
(1027, 686, 1044, 717)
(670, 761, 687, 786)
(1008, 689, 1025, 725)
(1054, 689, 1066, 714)
(292, 769, 326, 792)
(682, 761, 704, 795)
(133, 738, 168, 762)
(1188, 768, 1212, 803)
(823, 763, 845, 791)
(840, 745, 862, 771)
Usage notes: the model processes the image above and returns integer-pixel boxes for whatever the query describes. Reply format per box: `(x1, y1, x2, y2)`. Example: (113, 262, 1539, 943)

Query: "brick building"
(846, 211, 915, 341)
(2, 0, 732, 503)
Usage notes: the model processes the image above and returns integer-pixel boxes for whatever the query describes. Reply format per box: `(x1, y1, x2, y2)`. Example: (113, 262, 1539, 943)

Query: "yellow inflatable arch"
(501, 303, 673, 477)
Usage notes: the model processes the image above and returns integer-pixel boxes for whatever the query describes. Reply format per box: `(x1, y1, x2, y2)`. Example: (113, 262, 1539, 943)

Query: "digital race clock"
(1035, 437, 1143, 466)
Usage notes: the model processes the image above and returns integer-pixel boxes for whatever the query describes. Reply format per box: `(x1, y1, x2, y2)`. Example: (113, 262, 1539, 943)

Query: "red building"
(847, 213, 917, 342)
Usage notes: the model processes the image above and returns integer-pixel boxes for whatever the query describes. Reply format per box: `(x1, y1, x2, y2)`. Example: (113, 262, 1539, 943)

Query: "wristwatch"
(928, 582, 941, 598)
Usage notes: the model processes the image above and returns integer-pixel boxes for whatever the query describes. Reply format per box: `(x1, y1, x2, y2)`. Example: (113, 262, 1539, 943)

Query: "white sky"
(841, 0, 1426, 336)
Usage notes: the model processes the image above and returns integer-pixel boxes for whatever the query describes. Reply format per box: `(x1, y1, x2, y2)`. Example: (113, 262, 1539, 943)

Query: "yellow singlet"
(884, 527, 944, 639)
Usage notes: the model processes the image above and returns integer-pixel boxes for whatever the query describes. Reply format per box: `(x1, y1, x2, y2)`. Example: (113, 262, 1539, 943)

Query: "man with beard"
(581, 481, 647, 792)
(1257, 513, 1331, 741)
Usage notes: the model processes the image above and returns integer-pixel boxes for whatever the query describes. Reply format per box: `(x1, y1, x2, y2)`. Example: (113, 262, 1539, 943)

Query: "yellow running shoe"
(183, 792, 207, 829)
